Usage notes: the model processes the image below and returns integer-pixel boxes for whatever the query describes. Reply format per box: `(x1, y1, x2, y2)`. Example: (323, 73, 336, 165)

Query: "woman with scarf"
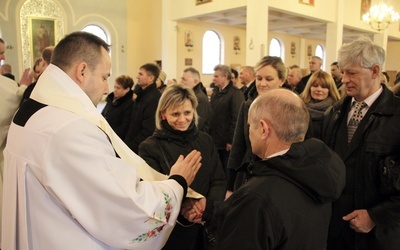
(139, 84, 226, 250)
(301, 70, 341, 139)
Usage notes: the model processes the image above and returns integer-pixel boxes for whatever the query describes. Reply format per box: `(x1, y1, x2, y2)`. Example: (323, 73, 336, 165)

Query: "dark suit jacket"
(193, 83, 212, 133)
(124, 83, 161, 153)
(242, 80, 255, 101)
(322, 85, 400, 250)
(210, 82, 244, 149)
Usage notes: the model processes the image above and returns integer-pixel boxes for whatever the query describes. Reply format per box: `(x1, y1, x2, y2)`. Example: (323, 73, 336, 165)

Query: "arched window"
(82, 25, 110, 44)
(315, 44, 325, 68)
(202, 30, 221, 74)
(269, 38, 283, 58)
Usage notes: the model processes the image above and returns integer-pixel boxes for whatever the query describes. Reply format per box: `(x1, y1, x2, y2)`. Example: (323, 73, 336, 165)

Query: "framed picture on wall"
(307, 45, 312, 56)
(196, 0, 212, 5)
(185, 30, 194, 47)
(185, 58, 193, 66)
(233, 36, 240, 51)
(299, 0, 314, 6)
(30, 18, 56, 64)
(290, 42, 296, 55)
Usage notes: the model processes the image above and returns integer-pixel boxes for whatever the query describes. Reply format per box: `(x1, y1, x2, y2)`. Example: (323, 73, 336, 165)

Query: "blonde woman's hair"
(301, 70, 341, 103)
(155, 84, 199, 130)
(255, 56, 286, 80)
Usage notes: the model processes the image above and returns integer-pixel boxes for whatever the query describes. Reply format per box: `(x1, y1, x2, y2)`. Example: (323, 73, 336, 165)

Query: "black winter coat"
(227, 86, 314, 191)
(216, 139, 346, 250)
(322, 85, 400, 250)
(124, 83, 161, 153)
(193, 83, 212, 133)
(138, 121, 226, 250)
(101, 90, 133, 139)
(210, 82, 244, 149)
(226, 86, 258, 190)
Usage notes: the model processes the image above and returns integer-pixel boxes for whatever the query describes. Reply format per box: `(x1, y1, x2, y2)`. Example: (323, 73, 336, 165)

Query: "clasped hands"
(181, 197, 206, 223)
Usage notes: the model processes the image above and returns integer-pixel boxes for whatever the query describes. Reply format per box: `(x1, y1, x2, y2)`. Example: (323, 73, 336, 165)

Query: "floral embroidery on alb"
(130, 190, 172, 244)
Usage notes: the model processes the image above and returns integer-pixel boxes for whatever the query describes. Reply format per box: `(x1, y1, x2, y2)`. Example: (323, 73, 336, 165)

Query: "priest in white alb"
(2, 31, 202, 250)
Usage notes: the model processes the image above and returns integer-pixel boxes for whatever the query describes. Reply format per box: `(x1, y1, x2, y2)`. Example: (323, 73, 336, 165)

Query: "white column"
(373, 29, 388, 70)
(325, 0, 344, 71)
(299, 38, 307, 68)
(161, 0, 178, 79)
(246, 0, 269, 66)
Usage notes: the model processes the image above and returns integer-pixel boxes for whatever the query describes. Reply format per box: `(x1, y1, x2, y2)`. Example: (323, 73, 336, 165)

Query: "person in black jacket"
(139, 84, 226, 250)
(180, 67, 212, 133)
(226, 56, 286, 197)
(210, 64, 244, 176)
(185, 89, 345, 249)
(238, 66, 256, 100)
(322, 37, 400, 250)
(124, 63, 161, 153)
(101, 75, 134, 139)
(297, 56, 322, 94)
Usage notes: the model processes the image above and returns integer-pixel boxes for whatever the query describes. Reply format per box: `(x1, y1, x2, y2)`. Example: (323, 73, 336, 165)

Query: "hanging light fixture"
(362, 0, 400, 31)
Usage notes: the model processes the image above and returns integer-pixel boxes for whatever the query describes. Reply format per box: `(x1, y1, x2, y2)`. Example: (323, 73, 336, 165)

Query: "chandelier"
(362, 1, 400, 31)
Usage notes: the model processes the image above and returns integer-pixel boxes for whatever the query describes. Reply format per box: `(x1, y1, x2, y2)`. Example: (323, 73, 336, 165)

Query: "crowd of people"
(1, 32, 400, 249)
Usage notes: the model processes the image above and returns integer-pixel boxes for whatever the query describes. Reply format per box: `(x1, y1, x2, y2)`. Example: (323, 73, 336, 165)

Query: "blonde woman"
(301, 70, 340, 138)
(139, 84, 226, 250)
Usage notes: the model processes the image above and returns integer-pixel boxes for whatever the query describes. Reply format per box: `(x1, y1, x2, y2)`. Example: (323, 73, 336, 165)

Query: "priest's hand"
(170, 150, 202, 186)
(19, 68, 34, 86)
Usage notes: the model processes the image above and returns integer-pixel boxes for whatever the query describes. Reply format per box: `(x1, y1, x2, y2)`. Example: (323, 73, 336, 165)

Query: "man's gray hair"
(338, 36, 385, 70)
(214, 64, 232, 81)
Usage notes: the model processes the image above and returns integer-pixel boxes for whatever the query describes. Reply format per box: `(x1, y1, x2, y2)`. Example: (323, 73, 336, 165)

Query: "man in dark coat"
(124, 63, 161, 153)
(297, 56, 322, 94)
(238, 66, 255, 100)
(101, 75, 134, 139)
(215, 89, 345, 249)
(209, 64, 244, 174)
(180, 67, 212, 133)
(322, 37, 400, 249)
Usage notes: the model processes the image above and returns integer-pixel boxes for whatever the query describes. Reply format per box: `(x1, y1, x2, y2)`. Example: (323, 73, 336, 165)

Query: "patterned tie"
(348, 101, 367, 143)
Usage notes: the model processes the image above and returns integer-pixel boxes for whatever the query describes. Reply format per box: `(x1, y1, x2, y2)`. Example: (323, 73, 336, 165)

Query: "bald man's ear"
(260, 120, 270, 140)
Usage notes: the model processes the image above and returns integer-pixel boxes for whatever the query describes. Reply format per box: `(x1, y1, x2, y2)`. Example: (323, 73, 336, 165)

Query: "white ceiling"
(182, 7, 399, 43)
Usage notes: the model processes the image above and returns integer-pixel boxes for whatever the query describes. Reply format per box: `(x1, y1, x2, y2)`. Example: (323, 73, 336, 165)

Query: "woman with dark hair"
(139, 84, 226, 250)
(101, 75, 134, 138)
